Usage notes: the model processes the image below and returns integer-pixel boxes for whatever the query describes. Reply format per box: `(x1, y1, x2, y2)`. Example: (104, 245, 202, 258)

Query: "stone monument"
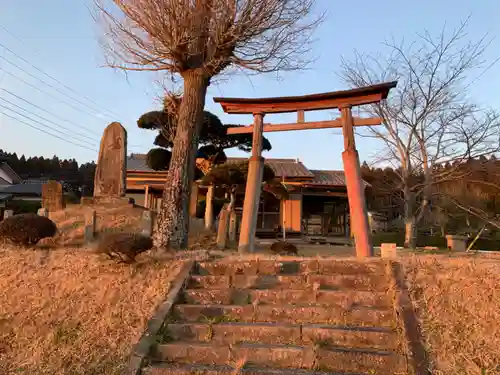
(42, 180, 65, 212)
(93, 122, 127, 200)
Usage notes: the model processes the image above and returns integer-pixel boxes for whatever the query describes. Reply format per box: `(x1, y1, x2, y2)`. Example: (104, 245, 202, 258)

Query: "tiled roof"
(127, 154, 156, 172)
(225, 157, 314, 178)
(126, 154, 370, 187)
(127, 154, 315, 178)
(309, 170, 370, 188)
(0, 183, 43, 195)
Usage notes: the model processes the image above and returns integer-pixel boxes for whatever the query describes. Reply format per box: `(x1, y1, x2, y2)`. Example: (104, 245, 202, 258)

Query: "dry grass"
(0, 245, 183, 375)
(402, 255, 500, 375)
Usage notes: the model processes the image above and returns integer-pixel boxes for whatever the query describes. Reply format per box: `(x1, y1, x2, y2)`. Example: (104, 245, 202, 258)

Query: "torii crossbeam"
(213, 81, 397, 257)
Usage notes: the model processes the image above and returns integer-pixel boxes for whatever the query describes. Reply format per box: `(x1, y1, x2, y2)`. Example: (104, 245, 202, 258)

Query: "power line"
(0, 96, 98, 144)
(0, 103, 98, 149)
(0, 111, 97, 152)
(0, 67, 111, 123)
(1, 88, 102, 137)
(0, 24, 122, 119)
(0, 59, 112, 122)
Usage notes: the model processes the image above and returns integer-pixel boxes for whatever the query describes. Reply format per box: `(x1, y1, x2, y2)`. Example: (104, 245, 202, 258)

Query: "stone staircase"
(144, 259, 408, 374)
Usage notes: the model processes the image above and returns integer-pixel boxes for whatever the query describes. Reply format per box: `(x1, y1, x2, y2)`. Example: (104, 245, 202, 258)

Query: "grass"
(0, 245, 183, 375)
(402, 255, 500, 375)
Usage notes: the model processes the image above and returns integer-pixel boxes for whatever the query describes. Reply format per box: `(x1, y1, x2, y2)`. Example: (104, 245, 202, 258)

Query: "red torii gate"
(213, 81, 397, 257)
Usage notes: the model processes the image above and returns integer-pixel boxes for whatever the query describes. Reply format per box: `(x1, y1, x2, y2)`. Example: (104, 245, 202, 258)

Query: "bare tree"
(340, 19, 500, 248)
(95, 0, 322, 249)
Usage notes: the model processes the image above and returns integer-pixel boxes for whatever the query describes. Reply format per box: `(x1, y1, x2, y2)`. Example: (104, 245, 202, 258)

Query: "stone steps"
(153, 342, 405, 373)
(195, 260, 385, 276)
(182, 288, 392, 308)
(164, 322, 399, 350)
(172, 304, 395, 327)
(188, 274, 388, 292)
(144, 259, 408, 375)
(144, 363, 354, 375)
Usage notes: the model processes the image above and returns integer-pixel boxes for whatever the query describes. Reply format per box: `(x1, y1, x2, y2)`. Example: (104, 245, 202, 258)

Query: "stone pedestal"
(445, 235, 468, 252)
(381, 243, 397, 258)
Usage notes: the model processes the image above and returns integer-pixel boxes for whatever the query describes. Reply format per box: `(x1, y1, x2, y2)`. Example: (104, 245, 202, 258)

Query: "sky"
(0, 0, 499, 170)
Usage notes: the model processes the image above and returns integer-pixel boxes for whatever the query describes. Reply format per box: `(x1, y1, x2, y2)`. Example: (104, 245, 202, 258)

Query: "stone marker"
(37, 208, 49, 217)
(42, 180, 65, 212)
(3, 210, 13, 220)
(380, 243, 397, 258)
(93, 122, 127, 199)
(445, 235, 467, 252)
(84, 210, 97, 243)
(141, 210, 156, 237)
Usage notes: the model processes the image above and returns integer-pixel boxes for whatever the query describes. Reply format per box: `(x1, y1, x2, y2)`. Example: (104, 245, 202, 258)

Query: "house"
(0, 158, 22, 189)
(0, 159, 23, 213)
(126, 154, 371, 238)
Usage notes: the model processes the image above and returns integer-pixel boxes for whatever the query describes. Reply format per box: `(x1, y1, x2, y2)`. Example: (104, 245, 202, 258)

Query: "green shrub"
(0, 213, 57, 246)
(269, 241, 298, 255)
(371, 232, 446, 248)
(96, 233, 153, 263)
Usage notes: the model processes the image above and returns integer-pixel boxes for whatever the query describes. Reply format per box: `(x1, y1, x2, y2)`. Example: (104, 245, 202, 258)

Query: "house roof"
(126, 154, 369, 188)
(0, 193, 13, 202)
(0, 183, 43, 196)
(225, 157, 314, 178)
(127, 154, 314, 178)
(308, 170, 371, 188)
(0, 162, 22, 184)
(127, 154, 156, 172)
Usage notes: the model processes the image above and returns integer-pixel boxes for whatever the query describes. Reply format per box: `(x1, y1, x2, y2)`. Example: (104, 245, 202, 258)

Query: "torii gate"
(213, 81, 397, 257)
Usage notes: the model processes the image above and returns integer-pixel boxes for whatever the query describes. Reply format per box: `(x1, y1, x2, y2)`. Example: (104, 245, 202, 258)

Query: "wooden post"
(340, 106, 373, 257)
(205, 185, 214, 230)
(144, 185, 150, 209)
(228, 210, 238, 242)
(216, 206, 230, 249)
(238, 113, 265, 253)
(189, 183, 199, 217)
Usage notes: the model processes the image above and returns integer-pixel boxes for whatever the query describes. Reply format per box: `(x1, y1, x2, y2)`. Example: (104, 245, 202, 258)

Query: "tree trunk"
(153, 71, 209, 250)
(403, 187, 417, 248)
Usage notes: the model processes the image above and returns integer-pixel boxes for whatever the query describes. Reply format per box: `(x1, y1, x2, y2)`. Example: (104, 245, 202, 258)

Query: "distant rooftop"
(126, 154, 368, 188)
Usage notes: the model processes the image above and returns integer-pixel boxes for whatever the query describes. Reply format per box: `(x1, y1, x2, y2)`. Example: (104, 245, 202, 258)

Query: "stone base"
(445, 235, 468, 252)
(84, 196, 132, 206)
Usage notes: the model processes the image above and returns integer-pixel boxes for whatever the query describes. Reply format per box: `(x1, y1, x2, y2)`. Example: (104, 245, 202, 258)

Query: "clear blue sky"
(0, 0, 499, 170)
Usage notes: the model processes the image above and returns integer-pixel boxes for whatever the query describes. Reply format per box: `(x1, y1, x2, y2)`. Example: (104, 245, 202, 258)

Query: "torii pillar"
(340, 106, 373, 257)
(238, 113, 265, 253)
